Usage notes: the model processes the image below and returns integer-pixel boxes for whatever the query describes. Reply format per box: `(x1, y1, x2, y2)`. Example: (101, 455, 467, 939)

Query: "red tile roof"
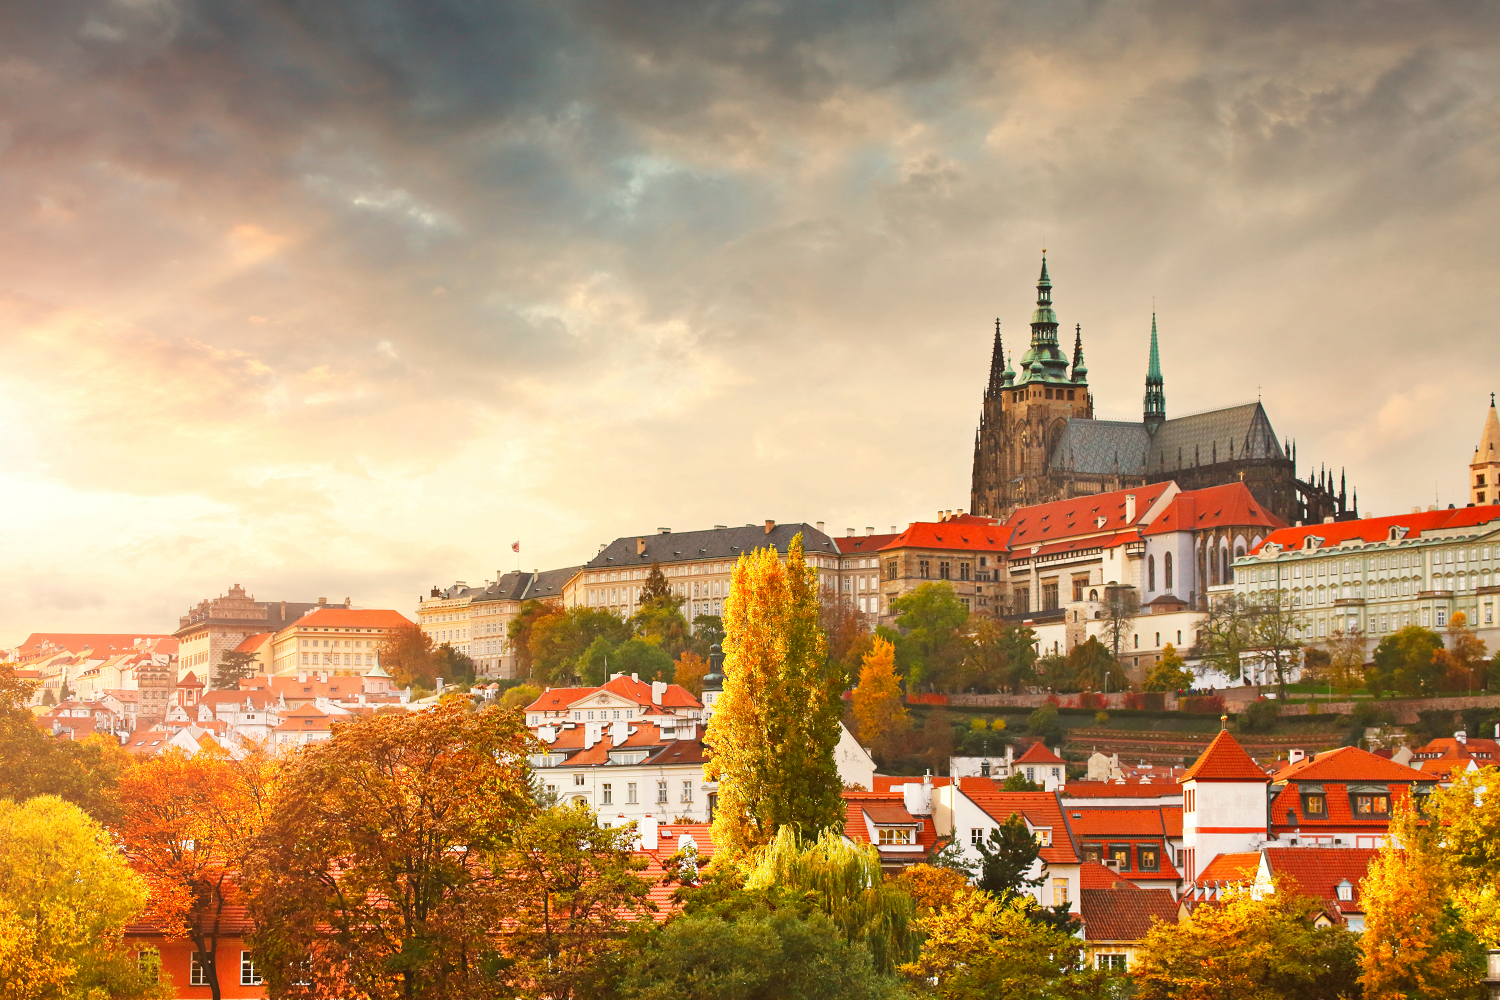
(871, 775, 953, 793)
(1080, 884, 1178, 941)
(1194, 852, 1260, 886)
(600, 675, 702, 710)
(1262, 847, 1380, 914)
(234, 632, 273, 654)
(1181, 731, 1271, 783)
(1064, 808, 1167, 837)
(1004, 483, 1175, 549)
(841, 791, 942, 859)
(1063, 783, 1183, 800)
(1015, 742, 1066, 765)
(274, 703, 335, 732)
(1253, 505, 1500, 555)
(526, 687, 595, 712)
(1080, 861, 1138, 890)
(836, 533, 901, 553)
(1271, 746, 1434, 784)
(1142, 483, 1285, 537)
(1269, 781, 1421, 830)
(287, 607, 415, 630)
(962, 789, 1079, 864)
(880, 521, 1013, 553)
(14, 633, 176, 657)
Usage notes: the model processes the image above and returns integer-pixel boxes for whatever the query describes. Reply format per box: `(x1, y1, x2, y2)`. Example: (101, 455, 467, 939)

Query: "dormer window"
(1336, 880, 1353, 902)
(877, 827, 914, 846)
(1304, 794, 1326, 817)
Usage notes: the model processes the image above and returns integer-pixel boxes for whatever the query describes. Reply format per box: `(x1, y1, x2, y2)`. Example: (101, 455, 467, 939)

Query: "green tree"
(691, 615, 726, 654)
(1001, 771, 1041, 792)
(639, 562, 674, 604)
(888, 582, 971, 689)
(245, 700, 538, 1000)
(503, 803, 655, 1000)
(1198, 593, 1256, 681)
(1237, 698, 1281, 734)
(432, 644, 476, 685)
(1248, 595, 1307, 699)
(1143, 644, 1194, 692)
(706, 534, 844, 854)
(1099, 586, 1140, 661)
(498, 683, 542, 713)
(612, 638, 676, 684)
(1026, 702, 1062, 744)
(211, 649, 258, 689)
(629, 600, 693, 660)
(974, 813, 1043, 900)
(1371, 626, 1446, 698)
(531, 606, 631, 686)
(1132, 879, 1361, 1000)
(968, 618, 1038, 693)
(0, 796, 168, 1000)
(0, 668, 130, 825)
(507, 600, 563, 680)
(1065, 637, 1126, 692)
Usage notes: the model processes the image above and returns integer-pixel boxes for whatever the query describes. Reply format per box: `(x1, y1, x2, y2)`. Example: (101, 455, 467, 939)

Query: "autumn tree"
(1099, 585, 1140, 661)
(853, 638, 910, 764)
(498, 683, 542, 712)
(1143, 644, 1194, 692)
(1323, 629, 1368, 689)
(246, 699, 538, 1000)
(1065, 636, 1127, 692)
(507, 599, 563, 679)
(894, 863, 968, 917)
(0, 795, 168, 1000)
(530, 605, 631, 685)
(116, 746, 268, 1000)
(1370, 625, 1445, 698)
(1132, 879, 1361, 1000)
(899, 884, 1108, 1000)
(1197, 592, 1256, 681)
(1439, 611, 1490, 693)
(967, 618, 1038, 693)
(0, 667, 130, 825)
(673, 651, 710, 696)
(211, 649, 258, 689)
(503, 803, 655, 999)
(706, 534, 845, 854)
(378, 623, 439, 687)
(822, 594, 874, 686)
(1248, 595, 1308, 699)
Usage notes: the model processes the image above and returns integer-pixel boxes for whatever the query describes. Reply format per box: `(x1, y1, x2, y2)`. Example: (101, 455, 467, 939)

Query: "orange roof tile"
(880, 521, 1013, 554)
(1004, 482, 1174, 549)
(1141, 482, 1285, 537)
(1080, 885, 1178, 942)
(234, 632, 274, 654)
(1194, 852, 1260, 886)
(1063, 782, 1183, 800)
(1271, 745, 1435, 784)
(287, 607, 415, 630)
(962, 789, 1079, 864)
(1015, 742, 1066, 765)
(1064, 808, 1167, 837)
(1181, 731, 1271, 784)
(1262, 848, 1381, 913)
(1253, 505, 1500, 555)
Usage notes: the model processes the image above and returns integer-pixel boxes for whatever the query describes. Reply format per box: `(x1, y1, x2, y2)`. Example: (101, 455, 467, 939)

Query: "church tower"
(1144, 313, 1165, 435)
(970, 255, 1093, 519)
(1473, 394, 1500, 506)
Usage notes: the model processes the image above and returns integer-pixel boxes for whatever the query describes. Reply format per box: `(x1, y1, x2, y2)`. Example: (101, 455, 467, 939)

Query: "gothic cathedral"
(970, 257, 1350, 526)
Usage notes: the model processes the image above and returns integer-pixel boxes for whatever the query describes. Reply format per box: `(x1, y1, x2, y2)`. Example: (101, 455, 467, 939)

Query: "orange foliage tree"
(245, 699, 538, 1000)
(672, 651, 709, 697)
(115, 745, 268, 1000)
(853, 637, 910, 764)
(706, 533, 845, 855)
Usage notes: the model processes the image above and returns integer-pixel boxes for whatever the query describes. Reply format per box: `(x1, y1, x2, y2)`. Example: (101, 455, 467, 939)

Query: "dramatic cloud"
(2, 0, 1498, 638)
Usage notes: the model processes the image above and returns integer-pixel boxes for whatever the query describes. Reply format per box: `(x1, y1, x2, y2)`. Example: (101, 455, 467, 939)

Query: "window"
(602, 783, 612, 805)
(1148, 555, 1156, 591)
(1082, 843, 1102, 863)
(1026, 766, 1036, 782)
(190, 953, 210, 986)
(1041, 582, 1059, 610)
(1304, 794, 1327, 817)
(137, 950, 161, 982)
(1164, 551, 1173, 589)
(1073, 579, 1085, 602)
(627, 782, 638, 804)
(878, 827, 914, 845)
(1354, 794, 1390, 816)
(1139, 845, 1160, 871)
(1336, 880, 1353, 901)
(682, 780, 694, 803)
(241, 951, 263, 986)
(939, 561, 951, 580)
(886, 559, 898, 581)
(1053, 877, 1069, 906)
(959, 562, 971, 580)
(1034, 827, 1052, 846)
(970, 827, 985, 846)
(1013, 587, 1030, 613)
(1107, 844, 1131, 870)
(919, 559, 930, 579)
(574, 773, 585, 786)
(657, 780, 669, 804)
(1098, 954, 1126, 971)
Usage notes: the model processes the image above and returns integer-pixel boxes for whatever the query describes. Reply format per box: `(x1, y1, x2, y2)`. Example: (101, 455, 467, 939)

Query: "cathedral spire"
(986, 319, 1005, 399)
(1071, 323, 1089, 382)
(1143, 312, 1166, 433)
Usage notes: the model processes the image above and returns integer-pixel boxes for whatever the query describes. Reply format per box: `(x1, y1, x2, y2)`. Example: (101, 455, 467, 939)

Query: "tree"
(1360, 798, 1484, 1000)
(1026, 702, 1062, 744)
(691, 615, 726, 655)
(507, 599, 563, 679)
(116, 746, 267, 1000)
(899, 885, 1108, 1000)
(211, 649, 258, 689)
(888, 583, 970, 689)
(1001, 771, 1041, 791)
(1099, 586, 1140, 662)
(852, 638, 910, 764)
(967, 618, 1038, 693)
(1412, 766, 1500, 955)
(1143, 644, 1194, 692)
(1371, 626, 1445, 698)
(974, 813, 1043, 900)
(1237, 698, 1281, 734)
(432, 644, 476, 685)
(894, 863, 968, 917)
(640, 561, 674, 604)
(822, 595, 873, 686)
(1198, 593, 1256, 681)
(503, 803, 655, 999)
(1065, 636, 1126, 692)
(245, 699, 538, 1000)
(1323, 629, 1368, 689)
(499, 683, 542, 713)
(631, 565, 692, 659)
(706, 534, 845, 855)
(0, 795, 168, 1000)
(1131, 879, 1361, 1000)
(1248, 595, 1307, 699)
(378, 623, 439, 688)
(530, 606, 631, 686)
(612, 638, 676, 684)
(0, 667, 130, 825)
(673, 651, 710, 696)
(1438, 612, 1489, 693)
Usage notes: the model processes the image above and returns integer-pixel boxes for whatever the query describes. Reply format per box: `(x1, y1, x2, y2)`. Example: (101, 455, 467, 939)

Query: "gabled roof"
(1181, 730, 1270, 784)
(1269, 781, 1422, 829)
(600, 675, 702, 710)
(1142, 482, 1285, 537)
(286, 607, 414, 630)
(1080, 860, 1138, 890)
(1063, 808, 1167, 837)
(880, 521, 1012, 553)
(841, 791, 942, 858)
(476, 566, 584, 604)
(1262, 848, 1380, 913)
(1015, 742, 1066, 765)
(234, 632, 273, 654)
(1145, 402, 1284, 472)
(1080, 884, 1178, 942)
(1194, 851, 1261, 886)
(1271, 745, 1434, 784)
(835, 533, 902, 554)
(526, 687, 596, 713)
(1253, 504, 1500, 554)
(274, 703, 334, 732)
(1003, 482, 1174, 549)
(962, 789, 1079, 864)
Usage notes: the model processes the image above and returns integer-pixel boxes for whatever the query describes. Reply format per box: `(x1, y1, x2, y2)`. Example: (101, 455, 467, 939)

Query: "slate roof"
(1180, 730, 1271, 783)
(585, 523, 835, 570)
(1145, 402, 1284, 474)
(475, 566, 585, 604)
(1048, 419, 1151, 476)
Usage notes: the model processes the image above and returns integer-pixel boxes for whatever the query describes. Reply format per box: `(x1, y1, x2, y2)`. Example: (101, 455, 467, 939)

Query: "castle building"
(970, 257, 1348, 527)
(173, 584, 325, 681)
(1473, 394, 1499, 506)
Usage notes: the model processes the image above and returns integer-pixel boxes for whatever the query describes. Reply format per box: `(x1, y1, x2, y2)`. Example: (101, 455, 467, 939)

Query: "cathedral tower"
(1473, 394, 1500, 506)
(1144, 313, 1165, 435)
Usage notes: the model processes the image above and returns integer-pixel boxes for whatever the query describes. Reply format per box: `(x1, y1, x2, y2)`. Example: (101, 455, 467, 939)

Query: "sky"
(2, 0, 1499, 644)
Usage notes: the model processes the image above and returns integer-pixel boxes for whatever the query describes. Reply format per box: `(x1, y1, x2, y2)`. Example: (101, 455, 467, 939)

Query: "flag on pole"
(512, 541, 520, 553)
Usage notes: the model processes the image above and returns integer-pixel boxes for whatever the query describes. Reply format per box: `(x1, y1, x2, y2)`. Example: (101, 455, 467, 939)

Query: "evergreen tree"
(974, 813, 1044, 899)
(211, 650, 258, 690)
(639, 561, 675, 605)
(706, 534, 844, 854)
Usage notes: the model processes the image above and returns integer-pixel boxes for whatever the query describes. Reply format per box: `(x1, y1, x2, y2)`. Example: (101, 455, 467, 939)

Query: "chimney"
(891, 525, 897, 533)
(1456, 730, 1468, 745)
(638, 813, 659, 850)
(584, 722, 599, 749)
(632, 673, 639, 682)
(651, 681, 666, 706)
(1289, 748, 1305, 765)
(637, 538, 647, 555)
(658, 527, 671, 534)
(764, 520, 775, 534)
(865, 526, 874, 536)
(318, 597, 328, 605)
(816, 521, 825, 532)
(598, 543, 607, 554)
(1125, 494, 1137, 522)
(847, 528, 855, 537)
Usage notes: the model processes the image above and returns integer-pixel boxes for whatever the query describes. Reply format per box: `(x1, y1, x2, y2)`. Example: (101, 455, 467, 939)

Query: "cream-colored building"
(266, 607, 414, 677)
(416, 567, 583, 679)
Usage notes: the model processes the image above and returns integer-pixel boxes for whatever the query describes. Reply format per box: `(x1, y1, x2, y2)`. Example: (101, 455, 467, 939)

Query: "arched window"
(1236, 546, 1245, 558)
(1209, 547, 1219, 585)
(1164, 552, 1174, 590)
(1148, 555, 1156, 591)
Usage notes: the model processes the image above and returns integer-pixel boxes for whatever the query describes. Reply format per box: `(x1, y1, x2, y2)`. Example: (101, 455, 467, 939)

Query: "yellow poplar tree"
(853, 637, 910, 762)
(706, 533, 844, 854)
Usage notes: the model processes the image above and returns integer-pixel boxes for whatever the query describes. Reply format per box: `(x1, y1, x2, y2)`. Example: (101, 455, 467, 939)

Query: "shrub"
(1237, 699, 1281, 733)
(1094, 710, 1110, 725)
(1180, 694, 1225, 715)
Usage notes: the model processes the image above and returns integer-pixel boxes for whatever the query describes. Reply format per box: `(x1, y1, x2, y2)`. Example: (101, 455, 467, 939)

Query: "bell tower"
(1473, 394, 1500, 506)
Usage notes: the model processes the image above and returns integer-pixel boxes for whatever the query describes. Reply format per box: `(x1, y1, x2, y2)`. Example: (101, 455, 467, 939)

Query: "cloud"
(1, 0, 1498, 640)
